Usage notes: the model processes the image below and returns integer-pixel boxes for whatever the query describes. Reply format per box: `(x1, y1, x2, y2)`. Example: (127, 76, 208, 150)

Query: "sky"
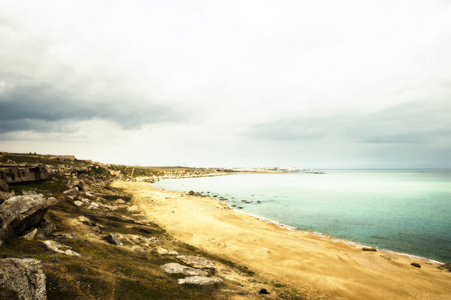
(0, 0, 450, 168)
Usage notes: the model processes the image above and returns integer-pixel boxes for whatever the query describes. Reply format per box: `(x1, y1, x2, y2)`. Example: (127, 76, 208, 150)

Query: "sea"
(154, 170, 451, 263)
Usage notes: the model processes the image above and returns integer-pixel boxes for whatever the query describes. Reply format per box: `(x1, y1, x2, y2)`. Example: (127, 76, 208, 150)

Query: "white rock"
(127, 205, 140, 213)
(176, 255, 216, 270)
(157, 247, 168, 255)
(161, 263, 208, 276)
(177, 276, 223, 286)
(73, 201, 84, 207)
(42, 240, 81, 256)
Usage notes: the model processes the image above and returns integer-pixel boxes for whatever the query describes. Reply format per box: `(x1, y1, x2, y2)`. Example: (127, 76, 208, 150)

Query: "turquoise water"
(154, 170, 451, 262)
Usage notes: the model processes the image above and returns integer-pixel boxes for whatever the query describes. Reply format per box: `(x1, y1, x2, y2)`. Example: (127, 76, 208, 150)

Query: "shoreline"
(153, 174, 449, 265)
(233, 209, 444, 265)
(115, 181, 451, 299)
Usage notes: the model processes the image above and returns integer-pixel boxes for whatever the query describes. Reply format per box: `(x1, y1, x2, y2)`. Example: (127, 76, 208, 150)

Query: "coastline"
(153, 171, 450, 264)
(233, 209, 445, 265)
(113, 181, 451, 300)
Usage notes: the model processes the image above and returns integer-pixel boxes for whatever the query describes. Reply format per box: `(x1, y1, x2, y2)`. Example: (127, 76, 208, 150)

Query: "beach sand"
(113, 181, 451, 299)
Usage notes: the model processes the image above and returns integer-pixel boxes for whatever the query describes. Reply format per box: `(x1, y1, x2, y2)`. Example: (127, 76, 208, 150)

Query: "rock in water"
(0, 195, 57, 245)
(177, 276, 223, 286)
(0, 258, 47, 300)
(161, 263, 208, 276)
(176, 255, 216, 271)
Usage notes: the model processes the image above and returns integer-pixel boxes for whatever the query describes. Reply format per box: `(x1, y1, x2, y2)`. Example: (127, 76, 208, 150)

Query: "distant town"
(228, 167, 324, 173)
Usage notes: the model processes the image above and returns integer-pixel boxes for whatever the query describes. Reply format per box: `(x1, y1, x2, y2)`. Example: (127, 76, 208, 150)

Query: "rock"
(117, 199, 126, 204)
(80, 198, 90, 204)
(259, 288, 270, 294)
(0, 164, 49, 185)
(104, 205, 118, 211)
(157, 247, 169, 255)
(0, 191, 15, 204)
(35, 218, 57, 239)
(148, 236, 158, 243)
(54, 232, 78, 239)
(0, 194, 57, 245)
(73, 200, 84, 207)
(69, 179, 84, 191)
(21, 228, 38, 240)
(188, 191, 195, 195)
(176, 256, 216, 271)
(362, 247, 377, 252)
(63, 188, 79, 197)
(0, 258, 47, 300)
(22, 190, 38, 195)
(105, 234, 123, 245)
(437, 263, 451, 272)
(42, 240, 81, 256)
(87, 202, 100, 210)
(0, 179, 9, 192)
(127, 205, 140, 213)
(168, 250, 179, 256)
(77, 215, 95, 226)
(411, 263, 421, 268)
(177, 276, 223, 286)
(161, 263, 208, 276)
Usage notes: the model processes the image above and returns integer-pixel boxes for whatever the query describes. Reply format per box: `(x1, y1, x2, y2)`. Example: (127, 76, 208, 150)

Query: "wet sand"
(113, 181, 451, 299)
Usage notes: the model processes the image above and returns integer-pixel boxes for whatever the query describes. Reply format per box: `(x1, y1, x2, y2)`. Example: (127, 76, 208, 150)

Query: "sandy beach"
(113, 181, 451, 300)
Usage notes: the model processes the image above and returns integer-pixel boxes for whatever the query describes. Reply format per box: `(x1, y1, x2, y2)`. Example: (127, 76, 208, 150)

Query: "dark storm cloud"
(0, 78, 180, 133)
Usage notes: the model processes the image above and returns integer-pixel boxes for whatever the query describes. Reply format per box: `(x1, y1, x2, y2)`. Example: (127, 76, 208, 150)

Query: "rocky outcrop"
(0, 258, 47, 300)
(177, 276, 223, 286)
(0, 195, 57, 245)
(0, 164, 50, 184)
(176, 256, 216, 271)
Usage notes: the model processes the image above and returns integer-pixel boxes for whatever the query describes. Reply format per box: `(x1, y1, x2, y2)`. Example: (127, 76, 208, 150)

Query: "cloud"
(249, 99, 451, 147)
(0, 1, 450, 168)
(0, 76, 181, 133)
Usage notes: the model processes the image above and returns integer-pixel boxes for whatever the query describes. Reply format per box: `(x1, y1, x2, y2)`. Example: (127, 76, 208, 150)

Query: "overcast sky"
(1, 0, 450, 168)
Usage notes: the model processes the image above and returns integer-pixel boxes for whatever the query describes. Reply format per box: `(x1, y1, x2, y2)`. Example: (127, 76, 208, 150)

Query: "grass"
(1, 153, 311, 299)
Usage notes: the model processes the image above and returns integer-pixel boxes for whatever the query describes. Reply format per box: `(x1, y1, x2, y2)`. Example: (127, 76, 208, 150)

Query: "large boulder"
(0, 258, 47, 300)
(0, 195, 57, 245)
(160, 263, 208, 276)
